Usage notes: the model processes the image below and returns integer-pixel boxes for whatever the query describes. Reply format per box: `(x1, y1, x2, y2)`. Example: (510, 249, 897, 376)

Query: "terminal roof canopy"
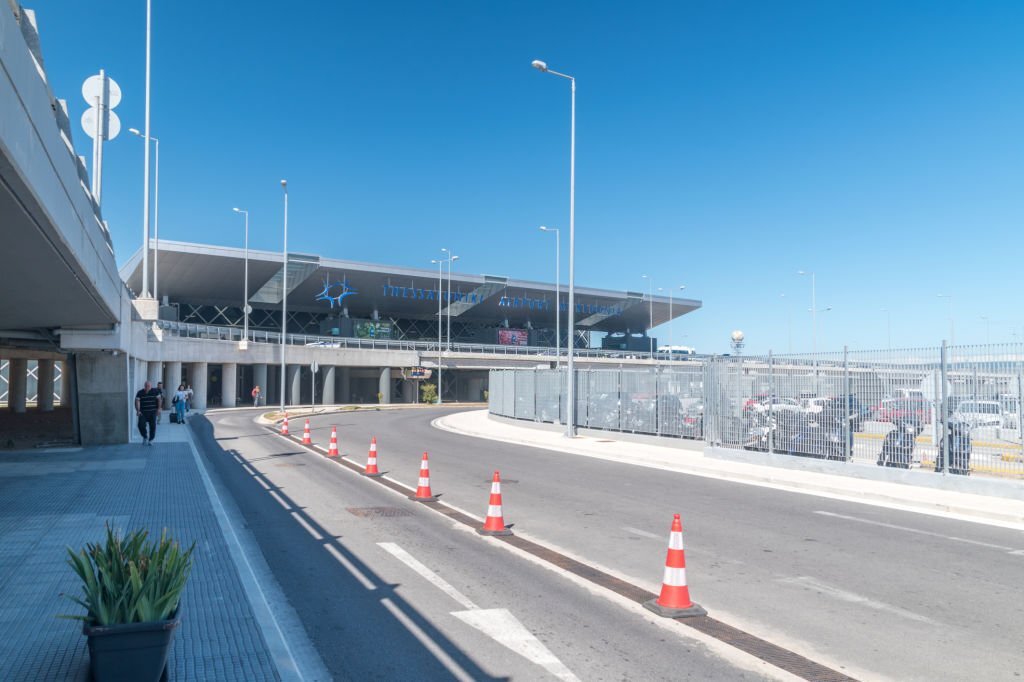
(120, 241, 701, 332)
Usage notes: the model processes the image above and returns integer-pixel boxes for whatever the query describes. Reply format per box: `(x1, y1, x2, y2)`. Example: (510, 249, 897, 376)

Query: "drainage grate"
(345, 506, 413, 518)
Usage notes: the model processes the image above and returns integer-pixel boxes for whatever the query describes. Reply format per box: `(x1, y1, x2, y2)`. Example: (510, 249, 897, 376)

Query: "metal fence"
(490, 342, 1024, 481)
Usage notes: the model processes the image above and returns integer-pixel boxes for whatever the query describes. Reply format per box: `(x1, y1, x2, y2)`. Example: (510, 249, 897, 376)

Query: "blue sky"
(30, 1, 1024, 353)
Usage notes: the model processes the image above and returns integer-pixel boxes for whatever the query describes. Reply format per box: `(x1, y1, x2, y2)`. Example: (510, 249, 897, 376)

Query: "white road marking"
(377, 542, 477, 610)
(379, 542, 579, 681)
(325, 544, 375, 591)
(381, 598, 475, 682)
(778, 576, 938, 624)
(452, 608, 581, 682)
(624, 526, 660, 539)
(814, 511, 1023, 554)
(290, 511, 323, 541)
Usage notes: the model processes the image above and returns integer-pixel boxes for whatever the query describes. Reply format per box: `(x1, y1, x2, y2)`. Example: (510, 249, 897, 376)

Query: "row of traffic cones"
(279, 414, 703, 618)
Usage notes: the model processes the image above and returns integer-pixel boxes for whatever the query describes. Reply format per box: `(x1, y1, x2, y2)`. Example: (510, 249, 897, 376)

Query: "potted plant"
(63, 524, 195, 682)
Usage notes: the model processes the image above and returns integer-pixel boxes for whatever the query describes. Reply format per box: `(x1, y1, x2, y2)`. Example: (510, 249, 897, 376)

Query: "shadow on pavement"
(190, 416, 507, 681)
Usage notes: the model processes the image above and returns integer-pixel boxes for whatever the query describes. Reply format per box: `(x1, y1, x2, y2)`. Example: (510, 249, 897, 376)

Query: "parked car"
(817, 396, 872, 432)
(680, 403, 704, 439)
(875, 398, 931, 430)
(747, 396, 802, 415)
(953, 400, 1016, 429)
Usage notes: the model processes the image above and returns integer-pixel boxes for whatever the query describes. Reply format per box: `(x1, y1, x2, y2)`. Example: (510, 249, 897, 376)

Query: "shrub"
(63, 524, 195, 626)
(420, 383, 438, 404)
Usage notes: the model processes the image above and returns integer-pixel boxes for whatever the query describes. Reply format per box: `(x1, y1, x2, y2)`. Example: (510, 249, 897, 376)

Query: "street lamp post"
(140, 0, 153, 298)
(533, 58, 576, 437)
(540, 226, 560, 365)
(442, 249, 459, 352)
(129, 129, 160, 300)
(642, 275, 654, 357)
(431, 257, 448, 404)
(659, 284, 685, 358)
(233, 208, 250, 343)
(280, 180, 288, 412)
(937, 294, 955, 347)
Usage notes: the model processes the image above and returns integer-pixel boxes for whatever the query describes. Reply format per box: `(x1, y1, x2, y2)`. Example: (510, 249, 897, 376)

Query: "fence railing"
(489, 342, 1024, 481)
(154, 320, 702, 362)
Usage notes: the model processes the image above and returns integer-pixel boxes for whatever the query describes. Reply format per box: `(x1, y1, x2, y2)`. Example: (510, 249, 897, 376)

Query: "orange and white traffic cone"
(362, 437, 383, 477)
(477, 470, 512, 536)
(302, 419, 312, 445)
(327, 427, 339, 457)
(410, 452, 438, 501)
(280, 414, 289, 436)
(643, 514, 706, 618)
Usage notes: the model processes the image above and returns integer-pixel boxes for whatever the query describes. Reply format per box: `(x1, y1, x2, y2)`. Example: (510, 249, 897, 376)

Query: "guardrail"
(153, 320, 701, 362)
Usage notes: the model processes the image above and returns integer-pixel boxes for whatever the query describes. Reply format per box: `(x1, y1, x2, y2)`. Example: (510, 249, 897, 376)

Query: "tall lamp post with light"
(539, 226, 560, 365)
(641, 275, 654, 357)
(232, 208, 250, 346)
(442, 248, 459, 352)
(129, 128, 160, 300)
(280, 180, 288, 412)
(532, 58, 577, 437)
(659, 284, 685, 358)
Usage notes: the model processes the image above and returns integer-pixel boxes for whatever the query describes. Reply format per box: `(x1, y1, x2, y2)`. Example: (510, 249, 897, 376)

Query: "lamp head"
(679, 285, 686, 290)
(280, 179, 287, 188)
(531, 60, 548, 72)
(451, 255, 460, 262)
(128, 128, 141, 136)
(232, 207, 241, 213)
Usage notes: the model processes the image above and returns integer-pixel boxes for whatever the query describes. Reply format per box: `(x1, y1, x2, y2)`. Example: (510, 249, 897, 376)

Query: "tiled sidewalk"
(0, 425, 281, 680)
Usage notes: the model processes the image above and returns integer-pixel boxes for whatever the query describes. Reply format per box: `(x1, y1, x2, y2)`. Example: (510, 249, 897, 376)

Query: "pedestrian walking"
(172, 383, 188, 425)
(155, 381, 165, 423)
(251, 385, 261, 407)
(185, 384, 194, 412)
(134, 380, 162, 445)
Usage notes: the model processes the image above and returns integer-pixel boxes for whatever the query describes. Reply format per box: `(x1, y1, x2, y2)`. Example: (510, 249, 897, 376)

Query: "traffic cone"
(302, 419, 312, 445)
(327, 427, 339, 457)
(643, 514, 706, 618)
(280, 414, 289, 436)
(410, 452, 439, 501)
(477, 471, 512, 536)
(362, 437, 383, 477)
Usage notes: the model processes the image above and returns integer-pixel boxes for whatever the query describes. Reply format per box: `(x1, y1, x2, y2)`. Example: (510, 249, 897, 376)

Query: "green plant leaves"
(61, 522, 195, 626)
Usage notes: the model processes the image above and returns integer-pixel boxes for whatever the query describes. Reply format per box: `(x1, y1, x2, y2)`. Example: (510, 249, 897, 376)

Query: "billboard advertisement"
(497, 328, 528, 346)
(354, 321, 392, 340)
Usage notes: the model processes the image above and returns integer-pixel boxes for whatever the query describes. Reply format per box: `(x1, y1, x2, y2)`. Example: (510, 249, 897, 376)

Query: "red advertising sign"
(498, 329, 528, 346)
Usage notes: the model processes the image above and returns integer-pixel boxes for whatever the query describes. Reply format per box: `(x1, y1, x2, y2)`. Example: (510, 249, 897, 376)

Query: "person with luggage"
(172, 384, 188, 425)
(134, 380, 162, 445)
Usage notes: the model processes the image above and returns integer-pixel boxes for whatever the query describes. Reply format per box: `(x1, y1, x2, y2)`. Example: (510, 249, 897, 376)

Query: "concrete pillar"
(287, 364, 301, 407)
(76, 351, 129, 445)
(253, 364, 268, 405)
(165, 361, 183, 392)
(401, 379, 414, 404)
(322, 366, 336, 404)
(37, 359, 55, 411)
(190, 362, 208, 410)
(340, 367, 352, 403)
(378, 367, 392, 404)
(60, 359, 71, 407)
(267, 365, 279, 407)
(221, 363, 238, 408)
(147, 361, 162, 387)
(8, 358, 27, 413)
(132, 359, 146, 390)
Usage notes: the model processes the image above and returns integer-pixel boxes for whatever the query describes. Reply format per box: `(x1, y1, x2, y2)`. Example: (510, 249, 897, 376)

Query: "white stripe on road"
(814, 511, 1023, 555)
(377, 542, 477, 610)
(381, 598, 475, 682)
(452, 609, 581, 682)
(778, 576, 938, 624)
(326, 544, 376, 591)
(623, 526, 659, 539)
(380, 542, 579, 681)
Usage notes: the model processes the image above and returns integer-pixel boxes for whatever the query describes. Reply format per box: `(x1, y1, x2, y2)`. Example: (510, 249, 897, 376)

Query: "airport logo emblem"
(315, 276, 358, 308)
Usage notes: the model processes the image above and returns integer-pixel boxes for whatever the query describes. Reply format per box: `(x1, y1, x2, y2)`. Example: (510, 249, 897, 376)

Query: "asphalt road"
(193, 409, 779, 681)
(197, 406, 1024, 681)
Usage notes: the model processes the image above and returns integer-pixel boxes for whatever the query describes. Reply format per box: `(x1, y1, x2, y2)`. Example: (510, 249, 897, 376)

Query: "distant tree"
(421, 383, 438, 404)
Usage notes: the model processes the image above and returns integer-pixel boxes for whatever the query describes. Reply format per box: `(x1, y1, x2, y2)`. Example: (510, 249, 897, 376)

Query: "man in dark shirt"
(134, 380, 162, 445)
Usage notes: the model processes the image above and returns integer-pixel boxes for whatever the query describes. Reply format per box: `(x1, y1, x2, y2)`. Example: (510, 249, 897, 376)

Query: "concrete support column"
(190, 362, 208, 410)
(322, 366, 336, 404)
(267, 365, 279, 407)
(147, 361, 162, 387)
(37, 359, 55, 411)
(401, 379, 414, 404)
(339, 367, 351, 403)
(165, 361, 183, 392)
(253, 364, 268, 406)
(60, 360, 71, 407)
(378, 367, 392, 404)
(132, 359, 146, 390)
(76, 351, 129, 445)
(221, 363, 238, 408)
(8, 358, 27, 413)
(287, 364, 301, 407)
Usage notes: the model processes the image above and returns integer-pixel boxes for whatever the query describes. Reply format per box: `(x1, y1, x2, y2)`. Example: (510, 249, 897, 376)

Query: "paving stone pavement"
(0, 438, 281, 681)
